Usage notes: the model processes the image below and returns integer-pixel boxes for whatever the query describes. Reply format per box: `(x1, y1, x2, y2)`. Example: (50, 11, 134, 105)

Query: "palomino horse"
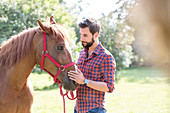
(0, 16, 78, 113)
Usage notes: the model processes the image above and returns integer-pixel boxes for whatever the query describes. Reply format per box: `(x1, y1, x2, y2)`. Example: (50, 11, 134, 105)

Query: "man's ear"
(94, 32, 99, 38)
(50, 16, 56, 24)
(37, 19, 52, 35)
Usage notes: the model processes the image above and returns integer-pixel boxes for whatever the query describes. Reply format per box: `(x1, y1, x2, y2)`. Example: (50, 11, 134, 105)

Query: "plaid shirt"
(75, 44, 116, 113)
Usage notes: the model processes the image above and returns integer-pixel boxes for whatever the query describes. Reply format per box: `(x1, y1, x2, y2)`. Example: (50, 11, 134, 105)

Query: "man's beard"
(82, 36, 95, 49)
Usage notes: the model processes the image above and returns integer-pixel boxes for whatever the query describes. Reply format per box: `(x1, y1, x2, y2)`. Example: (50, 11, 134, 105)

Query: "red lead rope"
(59, 84, 77, 113)
(40, 33, 77, 113)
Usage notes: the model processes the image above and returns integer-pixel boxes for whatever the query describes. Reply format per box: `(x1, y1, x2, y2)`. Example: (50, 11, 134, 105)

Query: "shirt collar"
(83, 43, 102, 56)
(93, 43, 102, 55)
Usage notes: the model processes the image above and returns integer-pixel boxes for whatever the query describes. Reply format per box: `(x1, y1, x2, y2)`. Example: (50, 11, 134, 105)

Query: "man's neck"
(88, 40, 99, 56)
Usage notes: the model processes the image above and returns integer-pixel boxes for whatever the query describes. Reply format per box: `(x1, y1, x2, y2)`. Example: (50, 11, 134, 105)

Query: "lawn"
(30, 67, 170, 113)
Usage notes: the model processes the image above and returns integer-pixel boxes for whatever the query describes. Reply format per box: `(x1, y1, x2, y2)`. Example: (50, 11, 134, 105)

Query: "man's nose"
(80, 36, 84, 41)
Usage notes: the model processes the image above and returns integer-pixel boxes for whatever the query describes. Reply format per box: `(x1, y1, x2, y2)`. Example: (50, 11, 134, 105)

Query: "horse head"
(34, 16, 78, 91)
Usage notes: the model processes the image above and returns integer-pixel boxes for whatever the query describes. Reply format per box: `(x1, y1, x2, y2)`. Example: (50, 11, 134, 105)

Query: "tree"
(99, 15, 135, 71)
(97, 0, 136, 70)
(0, 0, 76, 43)
(0, 1, 38, 44)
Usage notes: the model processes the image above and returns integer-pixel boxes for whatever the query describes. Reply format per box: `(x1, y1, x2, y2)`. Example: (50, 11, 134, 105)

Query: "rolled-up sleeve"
(101, 54, 116, 93)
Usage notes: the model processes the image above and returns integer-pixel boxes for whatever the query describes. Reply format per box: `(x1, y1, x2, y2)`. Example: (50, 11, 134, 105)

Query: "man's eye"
(57, 46, 64, 50)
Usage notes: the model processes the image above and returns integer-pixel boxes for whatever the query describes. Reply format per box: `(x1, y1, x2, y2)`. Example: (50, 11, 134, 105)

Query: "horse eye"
(57, 46, 64, 50)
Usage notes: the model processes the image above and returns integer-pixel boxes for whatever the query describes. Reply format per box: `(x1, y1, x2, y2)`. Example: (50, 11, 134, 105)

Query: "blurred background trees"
(0, 0, 76, 42)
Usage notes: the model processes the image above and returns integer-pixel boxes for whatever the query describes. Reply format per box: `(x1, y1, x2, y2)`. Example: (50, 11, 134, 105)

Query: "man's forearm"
(86, 80, 109, 92)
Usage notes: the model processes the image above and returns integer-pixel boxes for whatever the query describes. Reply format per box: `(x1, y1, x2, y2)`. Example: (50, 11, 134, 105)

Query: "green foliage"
(99, 15, 135, 70)
(0, 1, 38, 43)
(97, 0, 137, 70)
(0, 0, 76, 43)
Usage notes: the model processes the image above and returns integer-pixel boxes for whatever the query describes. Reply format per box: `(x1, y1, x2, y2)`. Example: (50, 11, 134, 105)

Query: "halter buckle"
(59, 65, 65, 71)
(42, 50, 48, 55)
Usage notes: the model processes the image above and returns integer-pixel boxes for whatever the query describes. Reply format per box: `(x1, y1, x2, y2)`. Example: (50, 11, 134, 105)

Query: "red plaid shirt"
(75, 44, 116, 113)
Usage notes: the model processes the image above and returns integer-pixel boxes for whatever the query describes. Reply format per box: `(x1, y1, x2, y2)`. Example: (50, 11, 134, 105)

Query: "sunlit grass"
(30, 67, 170, 113)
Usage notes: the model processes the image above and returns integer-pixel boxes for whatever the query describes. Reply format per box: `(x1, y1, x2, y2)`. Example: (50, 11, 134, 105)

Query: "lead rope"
(59, 84, 66, 113)
(58, 84, 77, 113)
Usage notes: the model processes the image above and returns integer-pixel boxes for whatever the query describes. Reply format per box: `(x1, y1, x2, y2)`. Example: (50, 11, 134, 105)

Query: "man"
(68, 18, 116, 113)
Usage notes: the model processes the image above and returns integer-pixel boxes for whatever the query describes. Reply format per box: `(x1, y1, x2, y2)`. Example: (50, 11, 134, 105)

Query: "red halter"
(40, 33, 77, 113)
(40, 33, 75, 83)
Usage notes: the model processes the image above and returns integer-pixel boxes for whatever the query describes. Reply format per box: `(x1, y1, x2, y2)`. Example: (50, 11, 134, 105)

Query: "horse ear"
(50, 16, 56, 24)
(37, 19, 52, 35)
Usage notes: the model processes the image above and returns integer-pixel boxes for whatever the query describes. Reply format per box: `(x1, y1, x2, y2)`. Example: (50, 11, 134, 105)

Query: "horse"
(0, 16, 78, 113)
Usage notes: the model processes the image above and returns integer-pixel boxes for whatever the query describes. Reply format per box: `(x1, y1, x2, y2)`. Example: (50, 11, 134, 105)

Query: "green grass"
(30, 67, 170, 113)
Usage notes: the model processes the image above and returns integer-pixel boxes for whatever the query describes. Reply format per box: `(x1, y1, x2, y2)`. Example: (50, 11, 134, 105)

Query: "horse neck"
(5, 48, 36, 90)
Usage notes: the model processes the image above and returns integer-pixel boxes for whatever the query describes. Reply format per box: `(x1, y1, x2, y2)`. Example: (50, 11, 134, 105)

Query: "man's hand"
(68, 69, 85, 85)
(68, 68, 110, 92)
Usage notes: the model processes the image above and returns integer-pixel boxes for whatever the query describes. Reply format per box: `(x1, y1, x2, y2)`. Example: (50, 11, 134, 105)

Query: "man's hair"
(78, 18, 101, 35)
